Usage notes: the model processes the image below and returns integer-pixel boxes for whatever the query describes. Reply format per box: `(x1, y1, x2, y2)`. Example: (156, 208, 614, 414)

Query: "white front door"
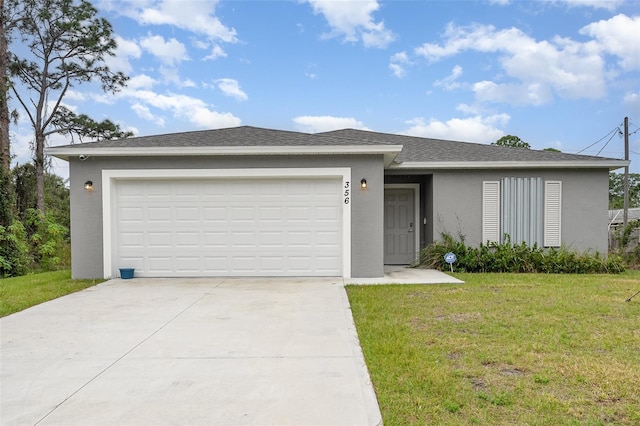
(113, 177, 343, 277)
(384, 188, 416, 264)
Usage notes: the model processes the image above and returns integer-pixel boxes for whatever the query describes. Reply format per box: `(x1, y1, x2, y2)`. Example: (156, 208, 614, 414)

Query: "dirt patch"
(499, 367, 524, 376)
(470, 378, 488, 391)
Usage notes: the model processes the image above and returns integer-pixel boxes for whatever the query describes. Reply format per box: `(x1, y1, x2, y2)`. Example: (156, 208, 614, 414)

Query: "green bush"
(0, 221, 31, 277)
(22, 208, 70, 272)
(420, 233, 625, 274)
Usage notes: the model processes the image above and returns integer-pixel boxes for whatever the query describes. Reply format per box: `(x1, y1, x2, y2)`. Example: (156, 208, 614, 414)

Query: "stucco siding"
(431, 169, 610, 253)
(68, 155, 384, 279)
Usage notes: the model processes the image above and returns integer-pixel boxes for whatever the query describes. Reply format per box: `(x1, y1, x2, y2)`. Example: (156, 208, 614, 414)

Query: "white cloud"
(204, 44, 227, 60)
(389, 63, 405, 79)
(401, 114, 509, 143)
(624, 91, 640, 114)
(304, 0, 395, 48)
(434, 65, 464, 91)
(127, 74, 157, 90)
(106, 0, 238, 43)
(473, 80, 553, 106)
(389, 51, 411, 78)
(130, 90, 241, 128)
(580, 14, 640, 72)
(140, 34, 189, 65)
(293, 116, 369, 133)
(65, 90, 87, 102)
(215, 78, 248, 101)
(132, 103, 166, 127)
(106, 36, 142, 74)
(415, 22, 610, 104)
(558, 0, 624, 11)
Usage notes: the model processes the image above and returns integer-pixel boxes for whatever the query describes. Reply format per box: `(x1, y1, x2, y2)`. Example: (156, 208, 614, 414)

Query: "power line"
(576, 125, 620, 154)
(595, 128, 619, 156)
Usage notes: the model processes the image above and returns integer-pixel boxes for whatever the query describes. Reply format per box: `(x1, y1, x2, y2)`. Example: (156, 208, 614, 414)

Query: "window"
(482, 178, 562, 247)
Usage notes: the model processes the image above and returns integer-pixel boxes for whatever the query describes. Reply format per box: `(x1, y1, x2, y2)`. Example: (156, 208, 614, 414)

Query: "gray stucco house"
(46, 126, 628, 279)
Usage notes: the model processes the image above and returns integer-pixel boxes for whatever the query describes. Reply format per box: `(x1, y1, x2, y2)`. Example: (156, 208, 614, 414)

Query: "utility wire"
(595, 129, 619, 156)
(576, 126, 620, 154)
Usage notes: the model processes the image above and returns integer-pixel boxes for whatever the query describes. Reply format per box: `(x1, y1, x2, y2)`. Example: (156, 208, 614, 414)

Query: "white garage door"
(113, 177, 343, 277)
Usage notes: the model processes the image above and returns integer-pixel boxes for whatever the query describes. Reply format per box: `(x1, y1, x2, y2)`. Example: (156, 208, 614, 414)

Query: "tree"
(8, 0, 131, 214)
(492, 135, 531, 149)
(0, 0, 21, 174)
(609, 172, 640, 209)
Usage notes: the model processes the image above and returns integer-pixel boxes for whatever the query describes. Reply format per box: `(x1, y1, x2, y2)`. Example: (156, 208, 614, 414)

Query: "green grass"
(346, 271, 640, 425)
(0, 270, 104, 317)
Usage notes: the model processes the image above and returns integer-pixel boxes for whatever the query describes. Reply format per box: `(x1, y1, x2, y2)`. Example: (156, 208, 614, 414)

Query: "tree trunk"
(35, 128, 45, 214)
(0, 0, 11, 174)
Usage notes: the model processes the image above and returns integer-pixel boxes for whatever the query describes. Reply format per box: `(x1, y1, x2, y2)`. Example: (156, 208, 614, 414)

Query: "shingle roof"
(51, 126, 386, 148)
(47, 125, 626, 168)
(320, 128, 619, 164)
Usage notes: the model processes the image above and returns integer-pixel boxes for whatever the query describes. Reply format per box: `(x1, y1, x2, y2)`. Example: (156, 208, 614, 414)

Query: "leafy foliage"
(22, 208, 69, 271)
(0, 164, 29, 277)
(1, 164, 71, 277)
(609, 172, 640, 209)
(420, 232, 625, 273)
(0, 220, 30, 277)
(492, 135, 531, 149)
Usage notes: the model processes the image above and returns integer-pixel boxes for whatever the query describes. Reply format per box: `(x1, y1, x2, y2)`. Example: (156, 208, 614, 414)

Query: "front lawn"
(0, 270, 104, 317)
(347, 271, 640, 425)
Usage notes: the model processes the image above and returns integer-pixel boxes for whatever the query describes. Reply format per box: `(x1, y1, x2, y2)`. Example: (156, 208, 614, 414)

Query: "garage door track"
(1, 278, 382, 425)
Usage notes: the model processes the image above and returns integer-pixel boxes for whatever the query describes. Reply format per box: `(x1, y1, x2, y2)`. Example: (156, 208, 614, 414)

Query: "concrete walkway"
(1, 269, 459, 426)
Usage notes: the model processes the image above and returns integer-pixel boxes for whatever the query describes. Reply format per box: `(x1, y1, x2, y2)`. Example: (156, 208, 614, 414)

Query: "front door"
(384, 188, 416, 264)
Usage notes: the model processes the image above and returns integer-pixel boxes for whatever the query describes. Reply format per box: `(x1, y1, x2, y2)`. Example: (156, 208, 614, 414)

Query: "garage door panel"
(203, 207, 226, 222)
(148, 232, 172, 247)
(176, 207, 199, 222)
(148, 257, 173, 272)
(119, 207, 144, 222)
(147, 207, 171, 222)
(114, 177, 343, 277)
(176, 257, 200, 271)
(176, 232, 199, 247)
(230, 206, 255, 221)
(204, 231, 227, 247)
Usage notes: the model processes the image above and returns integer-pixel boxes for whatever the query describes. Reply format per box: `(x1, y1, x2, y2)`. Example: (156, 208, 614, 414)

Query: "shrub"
(0, 221, 31, 277)
(420, 233, 625, 274)
(22, 208, 70, 272)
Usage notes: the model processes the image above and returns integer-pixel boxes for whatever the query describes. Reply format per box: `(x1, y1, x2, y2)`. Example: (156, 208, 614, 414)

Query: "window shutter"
(544, 181, 562, 247)
(501, 177, 543, 247)
(482, 181, 500, 243)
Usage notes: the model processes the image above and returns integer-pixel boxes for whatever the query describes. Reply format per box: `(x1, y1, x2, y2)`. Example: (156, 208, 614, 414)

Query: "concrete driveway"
(1, 278, 382, 426)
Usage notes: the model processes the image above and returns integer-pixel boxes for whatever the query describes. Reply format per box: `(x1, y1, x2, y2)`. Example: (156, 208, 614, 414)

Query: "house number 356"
(344, 181, 350, 204)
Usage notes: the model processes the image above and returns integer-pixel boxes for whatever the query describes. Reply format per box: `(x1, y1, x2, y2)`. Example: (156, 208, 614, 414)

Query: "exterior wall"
(431, 168, 610, 253)
(69, 154, 384, 279)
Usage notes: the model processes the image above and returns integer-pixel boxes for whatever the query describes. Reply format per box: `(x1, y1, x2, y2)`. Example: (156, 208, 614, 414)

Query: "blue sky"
(10, 0, 640, 178)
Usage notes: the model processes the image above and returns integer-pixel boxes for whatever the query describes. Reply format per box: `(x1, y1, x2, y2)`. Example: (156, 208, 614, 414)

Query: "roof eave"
(390, 160, 630, 171)
(45, 145, 403, 167)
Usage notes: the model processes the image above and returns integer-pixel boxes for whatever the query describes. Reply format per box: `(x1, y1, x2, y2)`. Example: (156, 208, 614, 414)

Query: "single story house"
(46, 126, 628, 279)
